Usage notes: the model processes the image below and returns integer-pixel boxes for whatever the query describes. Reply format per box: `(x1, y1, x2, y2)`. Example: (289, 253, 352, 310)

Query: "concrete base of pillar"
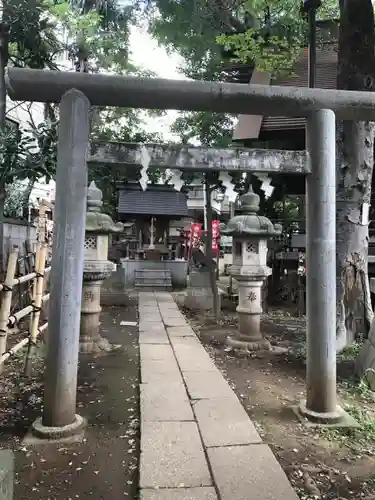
(293, 401, 359, 427)
(226, 335, 271, 352)
(27, 414, 87, 443)
(80, 278, 122, 354)
(80, 334, 122, 354)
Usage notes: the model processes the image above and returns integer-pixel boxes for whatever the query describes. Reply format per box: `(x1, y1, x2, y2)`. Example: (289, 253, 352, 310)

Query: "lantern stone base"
(226, 335, 271, 351)
(227, 276, 270, 351)
(80, 274, 122, 354)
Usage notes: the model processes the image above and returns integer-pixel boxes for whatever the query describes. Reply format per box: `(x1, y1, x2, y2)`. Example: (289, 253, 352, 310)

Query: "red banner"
(212, 220, 220, 254)
(190, 223, 202, 249)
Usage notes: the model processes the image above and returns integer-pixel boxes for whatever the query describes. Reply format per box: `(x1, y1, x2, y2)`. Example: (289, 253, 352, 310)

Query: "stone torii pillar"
(32, 89, 90, 439)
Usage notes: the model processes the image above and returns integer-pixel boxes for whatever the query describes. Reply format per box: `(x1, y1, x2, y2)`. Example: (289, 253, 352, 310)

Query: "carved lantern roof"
(86, 181, 124, 234)
(222, 188, 282, 238)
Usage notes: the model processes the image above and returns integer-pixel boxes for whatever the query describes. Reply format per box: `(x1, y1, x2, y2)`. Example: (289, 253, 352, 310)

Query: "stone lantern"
(222, 187, 281, 350)
(80, 181, 124, 353)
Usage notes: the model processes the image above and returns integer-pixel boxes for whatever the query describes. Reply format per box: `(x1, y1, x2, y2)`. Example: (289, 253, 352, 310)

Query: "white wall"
(6, 98, 45, 131)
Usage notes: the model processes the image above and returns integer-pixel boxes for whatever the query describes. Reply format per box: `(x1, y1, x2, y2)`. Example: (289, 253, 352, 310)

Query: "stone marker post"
(80, 181, 123, 353)
(32, 89, 90, 438)
(222, 188, 281, 351)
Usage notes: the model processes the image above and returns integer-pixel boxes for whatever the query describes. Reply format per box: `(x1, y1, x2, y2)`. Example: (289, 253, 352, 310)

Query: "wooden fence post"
(24, 244, 46, 376)
(0, 247, 18, 373)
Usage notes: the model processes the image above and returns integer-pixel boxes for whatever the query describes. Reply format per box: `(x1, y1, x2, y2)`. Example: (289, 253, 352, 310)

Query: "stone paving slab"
(141, 359, 181, 383)
(139, 307, 160, 321)
(193, 398, 261, 447)
(139, 295, 157, 300)
(139, 323, 166, 334)
(141, 383, 194, 421)
(174, 345, 221, 373)
(159, 304, 179, 310)
(164, 317, 188, 327)
(208, 445, 299, 500)
(140, 487, 218, 500)
(139, 315, 163, 323)
(167, 326, 196, 337)
(154, 294, 175, 302)
(140, 344, 175, 361)
(140, 421, 212, 488)
(139, 332, 170, 344)
(170, 337, 200, 346)
(183, 371, 237, 400)
(160, 310, 185, 318)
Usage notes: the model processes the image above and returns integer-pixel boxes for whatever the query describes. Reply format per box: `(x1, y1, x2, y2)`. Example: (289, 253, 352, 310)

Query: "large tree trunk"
(0, 18, 9, 275)
(21, 178, 35, 221)
(336, 0, 375, 351)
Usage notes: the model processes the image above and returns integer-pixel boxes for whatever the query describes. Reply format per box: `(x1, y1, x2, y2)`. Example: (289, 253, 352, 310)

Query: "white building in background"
(28, 179, 56, 206)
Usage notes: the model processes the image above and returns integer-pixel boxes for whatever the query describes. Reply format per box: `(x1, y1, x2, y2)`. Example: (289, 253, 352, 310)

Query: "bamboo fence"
(0, 243, 50, 374)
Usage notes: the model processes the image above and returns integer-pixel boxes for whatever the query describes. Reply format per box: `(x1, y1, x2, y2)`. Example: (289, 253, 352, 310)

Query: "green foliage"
(171, 112, 235, 147)
(319, 402, 375, 454)
(142, 0, 235, 80)
(51, 0, 133, 71)
(1, 0, 166, 215)
(217, 29, 301, 76)
(4, 180, 32, 218)
(338, 340, 364, 362)
(217, 0, 339, 76)
(5, 0, 61, 69)
(0, 121, 58, 185)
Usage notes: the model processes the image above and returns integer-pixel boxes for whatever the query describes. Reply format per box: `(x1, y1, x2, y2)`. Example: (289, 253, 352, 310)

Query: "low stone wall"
(120, 259, 188, 289)
(3, 219, 37, 262)
(184, 268, 223, 311)
(100, 266, 137, 306)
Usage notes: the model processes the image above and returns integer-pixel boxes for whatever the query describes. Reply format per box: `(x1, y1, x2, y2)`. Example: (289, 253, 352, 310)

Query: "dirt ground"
(0, 303, 140, 500)
(182, 305, 375, 500)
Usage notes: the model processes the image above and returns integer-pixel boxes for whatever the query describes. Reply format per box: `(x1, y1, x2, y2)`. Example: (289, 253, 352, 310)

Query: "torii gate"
(7, 67, 373, 437)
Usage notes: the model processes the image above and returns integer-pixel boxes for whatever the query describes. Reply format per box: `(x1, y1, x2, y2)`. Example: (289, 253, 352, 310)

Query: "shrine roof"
(117, 184, 188, 217)
(233, 46, 337, 139)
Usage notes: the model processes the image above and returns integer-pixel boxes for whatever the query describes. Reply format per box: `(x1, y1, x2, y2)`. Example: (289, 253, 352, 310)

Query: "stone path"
(138, 291, 299, 500)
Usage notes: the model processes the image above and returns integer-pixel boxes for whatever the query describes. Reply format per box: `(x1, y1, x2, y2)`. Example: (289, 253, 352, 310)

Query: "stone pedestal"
(237, 277, 264, 340)
(184, 268, 221, 311)
(227, 273, 271, 351)
(80, 268, 119, 353)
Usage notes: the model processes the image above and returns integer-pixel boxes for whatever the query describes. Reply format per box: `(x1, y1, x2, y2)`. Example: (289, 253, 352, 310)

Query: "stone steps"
(134, 269, 172, 290)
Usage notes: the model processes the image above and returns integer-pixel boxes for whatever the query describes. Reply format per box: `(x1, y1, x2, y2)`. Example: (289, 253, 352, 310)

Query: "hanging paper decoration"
(169, 169, 184, 192)
(139, 144, 151, 191)
(218, 172, 237, 203)
(255, 173, 274, 198)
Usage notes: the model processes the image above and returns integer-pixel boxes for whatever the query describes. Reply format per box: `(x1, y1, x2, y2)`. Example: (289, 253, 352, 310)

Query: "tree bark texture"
(336, 0, 375, 350)
(0, 17, 9, 275)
